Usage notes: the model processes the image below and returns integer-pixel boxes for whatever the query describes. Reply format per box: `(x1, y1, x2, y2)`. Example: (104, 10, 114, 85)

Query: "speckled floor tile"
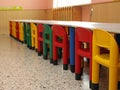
(0, 35, 108, 90)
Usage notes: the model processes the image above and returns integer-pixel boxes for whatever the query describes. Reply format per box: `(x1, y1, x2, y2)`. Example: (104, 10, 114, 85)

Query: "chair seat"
(38, 37, 43, 41)
(54, 42, 64, 47)
(76, 49, 91, 58)
(94, 54, 110, 67)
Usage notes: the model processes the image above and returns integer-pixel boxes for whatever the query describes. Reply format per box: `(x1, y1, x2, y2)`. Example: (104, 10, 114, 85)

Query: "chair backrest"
(31, 23, 37, 36)
(76, 27, 92, 55)
(19, 22, 23, 33)
(93, 29, 119, 65)
(13, 21, 16, 38)
(23, 23, 27, 43)
(76, 27, 92, 44)
(26, 23, 31, 34)
(43, 24, 52, 34)
(26, 23, 31, 45)
(52, 25, 67, 37)
(43, 24, 52, 44)
(37, 24, 44, 40)
(37, 24, 44, 33)
(16, 22, 19, 39)
(19, 22, 24, 41)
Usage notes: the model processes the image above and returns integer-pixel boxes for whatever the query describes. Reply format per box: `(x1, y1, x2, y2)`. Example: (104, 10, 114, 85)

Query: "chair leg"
(63, 47, 68, 70)
(92, 60, 99, 90)
(58, 47, 62, 59)
(118, 68, 120, 89)
(75, 55, 81, 80)
(89, 58, 92, 89)
(28, 37, 32, 49)
(35, 37, 38, 51)
(31, 37, 34, 49)
(63, 64, 68, 70)
(38, 51, 42, 56)
(118, 81, 120, 89)
(53, 46, 58, 65)
(50, 42, 53, 63)
(43, 44, 47, 60)
(38, 41, 41, 56)
(109, 67, 118, 90)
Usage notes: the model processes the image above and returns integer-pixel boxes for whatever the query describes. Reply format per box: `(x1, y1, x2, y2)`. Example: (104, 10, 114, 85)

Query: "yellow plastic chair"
(31, 23, 38, 51)
(92, 29, 120, 90)
(19, 22, 24, 43)
(12, 21, 16, 38)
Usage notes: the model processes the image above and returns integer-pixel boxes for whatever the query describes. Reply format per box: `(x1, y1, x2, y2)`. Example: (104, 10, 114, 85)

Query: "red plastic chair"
(37, 24, 44, 56)
(52, 25, 69, 70)
(16, 22, 19, 40)
(75, 27, 92, 88)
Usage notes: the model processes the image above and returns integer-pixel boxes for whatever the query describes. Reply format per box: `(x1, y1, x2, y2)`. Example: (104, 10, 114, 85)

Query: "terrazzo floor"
(0, 35, 108, 90)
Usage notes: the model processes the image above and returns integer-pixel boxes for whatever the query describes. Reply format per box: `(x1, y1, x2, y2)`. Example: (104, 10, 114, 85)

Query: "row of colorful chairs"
(9, 21, 120, 90)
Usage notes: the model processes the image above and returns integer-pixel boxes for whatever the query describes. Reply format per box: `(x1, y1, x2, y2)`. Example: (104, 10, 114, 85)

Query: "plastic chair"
(31, 23, 38, 51)
(23, 23, 27, 44)
(92, 29, 120, 90)
(37, 24, 44, 56)
(18, 22, 24, 43)
(75, 27, 92, 88)
(12, 21, 16, 39)
(52, 25, 69, 70)
(9, 21, 12, 37)
(115, 34, 120, 48)
(43, 24, 53, 63)
(16, 22, 19, 40)
(26, 23, 32, 49)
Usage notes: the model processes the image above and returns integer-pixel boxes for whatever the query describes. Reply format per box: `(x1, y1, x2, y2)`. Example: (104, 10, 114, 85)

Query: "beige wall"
(81, 5, 91, 21)
(0, 0, 53, 9)
(91, 1, 120, 23)
(1, 1, 120, 35)
(0, 10, 48, 35)
(92, 0, 113, 3)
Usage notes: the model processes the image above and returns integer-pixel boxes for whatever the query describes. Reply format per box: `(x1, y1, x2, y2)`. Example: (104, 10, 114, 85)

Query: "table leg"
(69, 27, 75, 73)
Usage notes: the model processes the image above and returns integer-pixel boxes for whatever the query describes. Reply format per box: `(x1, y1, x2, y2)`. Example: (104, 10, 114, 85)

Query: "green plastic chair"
(23, 23, 27, 44)
(43, 24, 53, 63)
(26, 23, 32, 49)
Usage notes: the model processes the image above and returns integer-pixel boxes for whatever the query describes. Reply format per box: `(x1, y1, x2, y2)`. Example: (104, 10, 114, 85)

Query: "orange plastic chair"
(37, 24, 44, 56)
(92, 29, 120, 90)
(75, 27, 92, 88)
(19, 22, 24, 43)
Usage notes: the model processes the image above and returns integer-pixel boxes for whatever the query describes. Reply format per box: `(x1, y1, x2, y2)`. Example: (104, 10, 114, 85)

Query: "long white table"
(11, 19, 120, 33)
(10, 19, 120, 72)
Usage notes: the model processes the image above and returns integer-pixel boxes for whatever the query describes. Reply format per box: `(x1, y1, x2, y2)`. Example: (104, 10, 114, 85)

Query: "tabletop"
(10, 20, 120, 34)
